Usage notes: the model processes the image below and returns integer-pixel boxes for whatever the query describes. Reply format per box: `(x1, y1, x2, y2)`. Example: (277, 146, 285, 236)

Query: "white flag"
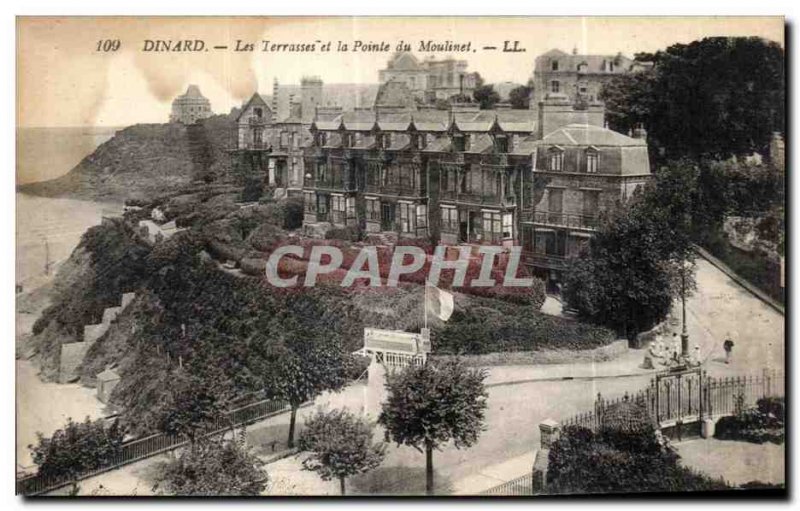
(425, 285, 454, 322)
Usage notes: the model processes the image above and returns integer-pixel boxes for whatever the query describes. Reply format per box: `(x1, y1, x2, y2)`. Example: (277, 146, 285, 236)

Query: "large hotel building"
(234, 51, 653, 285)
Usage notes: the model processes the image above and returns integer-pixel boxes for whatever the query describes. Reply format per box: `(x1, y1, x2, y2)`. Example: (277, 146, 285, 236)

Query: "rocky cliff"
(18, 115, 235, 201)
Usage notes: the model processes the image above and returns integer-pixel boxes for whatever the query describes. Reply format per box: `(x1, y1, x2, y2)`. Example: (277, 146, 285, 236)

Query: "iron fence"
(17, 398, 289, 496)
(562, 369, 784, 432)
(479, 473, 535, 496)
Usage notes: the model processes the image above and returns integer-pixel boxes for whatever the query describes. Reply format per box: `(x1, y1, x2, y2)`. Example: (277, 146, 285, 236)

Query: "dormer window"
(452, 134, 466, 152)
(548, 147, 564, 171)
(254, 107, 263, 118)
(586, 147, 599, 173)
(494, 135, 509, 154)
(551, 60, 559, 71)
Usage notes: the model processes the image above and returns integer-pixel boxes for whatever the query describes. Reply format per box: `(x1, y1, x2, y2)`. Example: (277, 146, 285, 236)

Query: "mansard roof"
(538, 124, 646, 147)
(313, 108, 537, 134)
(537, 49, 637, 74)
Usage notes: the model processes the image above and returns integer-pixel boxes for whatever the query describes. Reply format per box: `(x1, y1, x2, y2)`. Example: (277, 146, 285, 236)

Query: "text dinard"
(141, 39, 474, 53)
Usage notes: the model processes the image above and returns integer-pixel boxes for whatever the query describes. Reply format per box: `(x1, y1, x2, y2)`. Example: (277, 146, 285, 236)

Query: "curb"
(485, 369, 655, 388)
(692, 244, 784, 315)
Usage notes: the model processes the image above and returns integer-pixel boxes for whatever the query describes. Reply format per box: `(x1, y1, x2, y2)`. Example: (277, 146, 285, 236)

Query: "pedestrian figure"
(691, 345, 701, 367)
(723, 337, 734, 364)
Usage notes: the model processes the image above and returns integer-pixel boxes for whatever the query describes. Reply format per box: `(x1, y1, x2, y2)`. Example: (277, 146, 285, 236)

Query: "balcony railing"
(364, 182, 422, 197)
(306, 178, 357, 192)
(530, 211, 599, 230)
(524, 252, 568, 269)
(248, 117, 267, 125)
(440, 190, 517, 207)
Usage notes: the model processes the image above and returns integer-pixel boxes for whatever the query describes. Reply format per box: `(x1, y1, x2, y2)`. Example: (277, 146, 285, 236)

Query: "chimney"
(632, 123, 647, 141)
(289, 94, 301, 120)
(272, 78, 279, 119)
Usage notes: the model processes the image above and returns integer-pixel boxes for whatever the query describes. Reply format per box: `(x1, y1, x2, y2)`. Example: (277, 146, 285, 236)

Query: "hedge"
(433, 298, 616, 354)
(547, 425, 729, 494)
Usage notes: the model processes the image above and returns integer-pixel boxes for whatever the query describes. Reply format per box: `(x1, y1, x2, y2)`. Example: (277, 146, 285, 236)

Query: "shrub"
(282, 197, 304, 230)
(434, 298, 616, 355)
(757, 396, 785, 422)
(714, 405, 785, 445)
(29, 417, 126, 492)
(153, 434, 267, 496)
(547, 425, 728, 494)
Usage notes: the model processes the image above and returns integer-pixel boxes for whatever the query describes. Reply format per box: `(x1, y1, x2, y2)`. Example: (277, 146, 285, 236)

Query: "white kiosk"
(356, 327, 432, 416)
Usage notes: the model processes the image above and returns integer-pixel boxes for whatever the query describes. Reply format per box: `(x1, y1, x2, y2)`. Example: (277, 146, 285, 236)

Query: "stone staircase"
(58, 292, 136, 383)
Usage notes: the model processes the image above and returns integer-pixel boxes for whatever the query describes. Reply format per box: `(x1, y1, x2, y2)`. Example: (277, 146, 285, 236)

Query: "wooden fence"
(17, 398, 289, 496)
(562, 369, 784, 431)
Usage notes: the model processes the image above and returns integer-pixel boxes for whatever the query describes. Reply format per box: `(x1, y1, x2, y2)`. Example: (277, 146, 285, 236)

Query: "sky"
(16, 16, 784, 128)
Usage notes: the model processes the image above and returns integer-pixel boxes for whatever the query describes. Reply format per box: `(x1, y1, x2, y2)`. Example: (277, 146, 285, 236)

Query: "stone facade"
(523, 112, 651, 285)
(378, 52, 478, 103)
(301, 93, 652, 283)
(532, 49, 651, 106)
(169, 85, 213, 124)
(233, 79, 337, 193)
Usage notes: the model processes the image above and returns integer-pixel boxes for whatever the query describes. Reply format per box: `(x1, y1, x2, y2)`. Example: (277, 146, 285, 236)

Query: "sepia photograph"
(13, 14, 786, 498)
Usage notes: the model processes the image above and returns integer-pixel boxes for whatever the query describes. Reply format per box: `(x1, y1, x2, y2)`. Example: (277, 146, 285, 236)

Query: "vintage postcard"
(15, 16, 785, 497)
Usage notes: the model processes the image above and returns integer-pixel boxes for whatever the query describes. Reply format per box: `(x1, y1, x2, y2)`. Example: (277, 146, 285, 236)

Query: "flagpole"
(423, 280, 428, 330)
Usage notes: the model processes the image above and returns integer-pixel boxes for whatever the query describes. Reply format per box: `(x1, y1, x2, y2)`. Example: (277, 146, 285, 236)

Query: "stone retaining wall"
(431, 339, 628, 367)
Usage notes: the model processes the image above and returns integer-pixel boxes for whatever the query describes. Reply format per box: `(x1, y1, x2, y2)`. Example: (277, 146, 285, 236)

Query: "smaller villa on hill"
(170, 85, 213, 124)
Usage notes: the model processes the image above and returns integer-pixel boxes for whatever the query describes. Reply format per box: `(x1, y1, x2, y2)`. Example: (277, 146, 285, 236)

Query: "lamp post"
(680, 260, 689, 357)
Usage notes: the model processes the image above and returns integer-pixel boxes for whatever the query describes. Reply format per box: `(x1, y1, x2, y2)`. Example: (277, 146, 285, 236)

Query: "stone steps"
(58, 292, 136, 383)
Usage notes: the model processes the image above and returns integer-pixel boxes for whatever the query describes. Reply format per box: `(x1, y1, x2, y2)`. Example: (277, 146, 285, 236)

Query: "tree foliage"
(153, 432, 267, 496)
(547, 425, 729, 494)
(601, 37, 784, 163)
(252, 321, 355, 447)
(379, 359, 487, 494)
(155, 367, 228, 445)
(298, 408, 386, 495)
(473, 84, 501, 110)
(29, 417, 125, 492)
(563, 162, 699, 335)
(508, 85, 533, 109)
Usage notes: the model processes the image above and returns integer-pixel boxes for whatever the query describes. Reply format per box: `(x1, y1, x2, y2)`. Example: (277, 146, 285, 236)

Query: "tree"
(256, 326, 353, 448)
(155, 369, 227, 448)
(562, 168, 698, 336)
(153, 432, 267, 496)
(378, 359, 488, 495)
(601, 37, 784, 164)
(298, 408, 386, 495)
(29, 417, 125, 495)
(473, 84, 500, 110)
(508, 85, 533, 109)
